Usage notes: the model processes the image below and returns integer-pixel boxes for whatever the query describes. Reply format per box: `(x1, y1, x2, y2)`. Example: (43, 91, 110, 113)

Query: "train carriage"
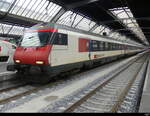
(0, 40, 16, 62)
(7, 23, 143, 83)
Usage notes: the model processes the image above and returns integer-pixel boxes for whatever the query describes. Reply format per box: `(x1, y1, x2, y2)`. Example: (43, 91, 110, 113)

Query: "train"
(0, 40, 16, 62)
(7, 23, 144, 83)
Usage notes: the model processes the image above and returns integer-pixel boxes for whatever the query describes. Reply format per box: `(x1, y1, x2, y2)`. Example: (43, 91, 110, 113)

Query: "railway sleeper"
(74, 106, 101, 113)
(97, 89, 118, 96)
(91, 96, 113, 101)
(95, 89, 122, 96)
(101, 86, 123, 92)
(80, 103, 110, 112)
(104, 85, 125, 89)
(87, 99, 117, 106)
(107, 82, 129, 86)
(88, 98, 117, 105)
(94, 93, 118, 100)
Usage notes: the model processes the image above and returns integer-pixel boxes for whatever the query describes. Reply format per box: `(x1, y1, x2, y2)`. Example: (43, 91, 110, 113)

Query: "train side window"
(103, 42, 106, 51)
(108, 43, 111, 51)
(99, 41, 102, 51)
(100, 41, 104, 51)
(53, 33, 68, 45)
(114, 43, 116, 50)
(112, 43, 115, 50)
(111, 43, 113, 50)
(110, 43, 112, 50)
(12, 45, 16, 49)
(105, 42, 109, 51)
(113, 43, 115, 50)
(97, 41, 101, 51)
(116, 44, 118, 50)
(104, 42, 108, 51)
(122, 45, 124, 50)
(91, 40, 109, 51)
(91, 40, 98, 51)
(118, 44, 120, 50)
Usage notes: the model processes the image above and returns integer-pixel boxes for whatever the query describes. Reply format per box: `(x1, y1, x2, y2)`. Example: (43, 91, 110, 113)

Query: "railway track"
(0, 78, 65, 105)
(0, 84, 35, 104)
(63, 54, 148, 113)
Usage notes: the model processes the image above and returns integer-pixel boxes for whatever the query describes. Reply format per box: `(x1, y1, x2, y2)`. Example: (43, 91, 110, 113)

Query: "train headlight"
(15, 60, 20, 63)
(36, 61, 44, 65)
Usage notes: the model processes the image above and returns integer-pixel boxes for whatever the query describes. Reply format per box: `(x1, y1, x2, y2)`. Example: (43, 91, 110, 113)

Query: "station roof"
(0, 0, 149, 47)
(52, 0, 149, 46)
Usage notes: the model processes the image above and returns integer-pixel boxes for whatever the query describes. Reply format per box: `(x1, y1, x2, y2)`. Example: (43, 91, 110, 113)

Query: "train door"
(89, 40, 92, 60)
(78, 38, 91, 60)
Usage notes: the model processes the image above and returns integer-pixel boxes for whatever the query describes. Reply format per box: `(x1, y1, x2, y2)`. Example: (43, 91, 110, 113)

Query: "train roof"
(30, 23, 142, 48)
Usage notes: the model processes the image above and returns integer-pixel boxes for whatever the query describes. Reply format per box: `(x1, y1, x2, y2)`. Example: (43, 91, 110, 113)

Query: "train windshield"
(20, 31, 52, 47)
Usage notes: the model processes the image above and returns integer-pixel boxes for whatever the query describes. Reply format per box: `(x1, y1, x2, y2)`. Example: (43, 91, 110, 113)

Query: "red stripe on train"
(26, 28, 58, 32)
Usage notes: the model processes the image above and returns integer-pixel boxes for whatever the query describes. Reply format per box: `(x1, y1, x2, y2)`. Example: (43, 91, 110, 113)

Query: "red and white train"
(7, 23, 143, 83)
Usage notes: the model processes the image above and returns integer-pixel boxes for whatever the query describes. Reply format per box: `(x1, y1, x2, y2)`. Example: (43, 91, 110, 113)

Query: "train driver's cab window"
(53, 33, 68, 45)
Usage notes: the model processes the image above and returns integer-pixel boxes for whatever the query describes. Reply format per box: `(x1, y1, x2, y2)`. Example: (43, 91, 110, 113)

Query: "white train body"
(0, 40, 16, 62)
(50, 29, 140, 67)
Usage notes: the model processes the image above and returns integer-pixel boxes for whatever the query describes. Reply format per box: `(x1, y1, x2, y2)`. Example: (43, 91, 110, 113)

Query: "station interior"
(0, 0, 150, 113)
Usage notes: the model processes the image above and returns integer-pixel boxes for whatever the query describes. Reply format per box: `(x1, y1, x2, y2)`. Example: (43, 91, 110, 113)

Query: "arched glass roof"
(109, 7, 148, 45)
(0, 23, 27, 35)
(0, 0, 146, 47)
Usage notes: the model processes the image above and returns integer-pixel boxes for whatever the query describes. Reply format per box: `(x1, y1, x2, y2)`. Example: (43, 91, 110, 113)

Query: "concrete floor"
(0, 62, 7, 73)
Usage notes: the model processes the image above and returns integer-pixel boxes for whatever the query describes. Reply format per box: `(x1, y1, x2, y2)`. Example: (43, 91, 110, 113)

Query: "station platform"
(0, 62, 7, 73)
(139, 60, 150, 112)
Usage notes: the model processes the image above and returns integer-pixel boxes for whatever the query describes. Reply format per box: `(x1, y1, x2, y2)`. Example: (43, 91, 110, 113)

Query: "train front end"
(7, 27, 57, 77)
